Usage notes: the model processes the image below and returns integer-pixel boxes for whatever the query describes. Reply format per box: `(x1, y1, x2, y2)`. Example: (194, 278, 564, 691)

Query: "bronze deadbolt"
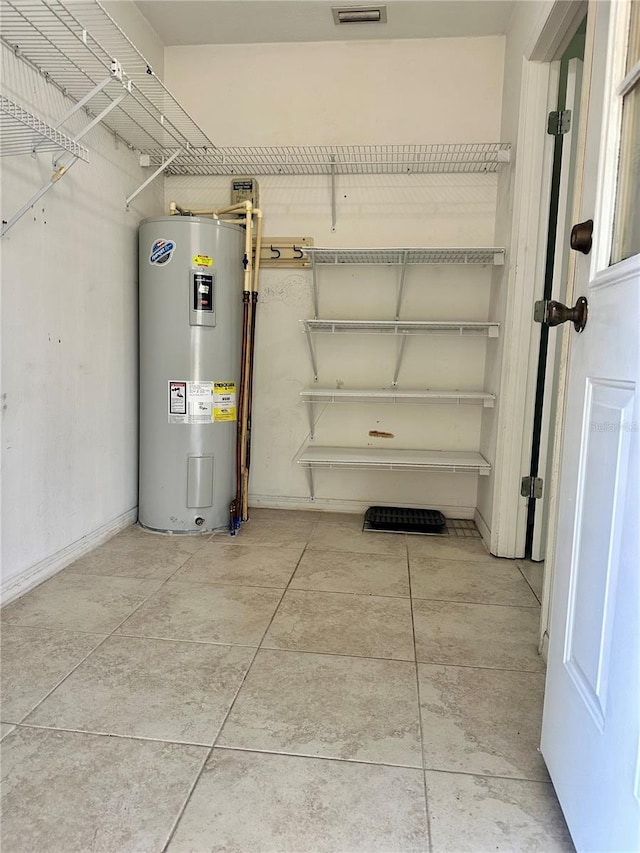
(570, 219, 593, 254)
(546, 296, 589, 333)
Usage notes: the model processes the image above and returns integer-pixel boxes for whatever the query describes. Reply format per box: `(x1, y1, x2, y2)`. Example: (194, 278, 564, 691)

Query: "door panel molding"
(564, 379, 634, 730)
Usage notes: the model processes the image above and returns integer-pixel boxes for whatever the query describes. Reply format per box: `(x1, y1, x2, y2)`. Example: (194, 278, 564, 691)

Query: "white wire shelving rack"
(0, 94, 89, 160)
(0, 0, 512, 235)
(158, 144, 511, 231)
(300, 388, 496, 439)
(303, 319, 500, 335)
(0, 1, 512, 231)
(304, 247, 506, 265)
(0, 0, 212, 153)
(296, 446, 491, 499)
(301, 319, 500, 385)
(302, 246, 505, 318)
(0, 0, 215, 234)
(151, 142, 512, 176)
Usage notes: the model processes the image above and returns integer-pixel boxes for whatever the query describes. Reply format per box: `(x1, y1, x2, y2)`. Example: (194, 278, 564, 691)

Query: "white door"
(541, 2, 640, 851)
(532, 56, 584, 562)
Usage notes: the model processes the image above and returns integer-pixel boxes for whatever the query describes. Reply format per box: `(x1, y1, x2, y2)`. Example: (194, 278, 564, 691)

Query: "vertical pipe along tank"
(138, 216, 243, 532)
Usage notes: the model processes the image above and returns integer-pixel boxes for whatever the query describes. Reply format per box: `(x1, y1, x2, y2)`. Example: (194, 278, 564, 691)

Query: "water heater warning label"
(168, 381, 236, 424)
(213, 382, 236, 422)
(169, 382, 187, 415)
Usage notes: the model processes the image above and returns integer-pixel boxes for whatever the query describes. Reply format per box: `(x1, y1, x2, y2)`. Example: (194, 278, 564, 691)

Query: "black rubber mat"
(364, 506, 446, 534)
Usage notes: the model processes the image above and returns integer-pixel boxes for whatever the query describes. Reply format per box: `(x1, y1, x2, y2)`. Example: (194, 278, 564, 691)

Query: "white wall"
(165, 37, 505, 515)
(477, 1, 549, 543)
(0, 46, 164, 602)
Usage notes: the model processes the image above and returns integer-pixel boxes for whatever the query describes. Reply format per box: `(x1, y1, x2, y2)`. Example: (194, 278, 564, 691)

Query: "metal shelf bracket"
(395, 250, 409, 320)
(392, 334, 408, 386)
(126, 148, 182, 209)
(304, 324, 320, 382)
(311, 260, 320, 319)
(1, 72, 130, 237)
(330, 156, 337, 232)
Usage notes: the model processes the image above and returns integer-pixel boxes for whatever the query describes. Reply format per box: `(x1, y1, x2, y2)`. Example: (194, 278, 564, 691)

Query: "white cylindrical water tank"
(138, 216, 244, 533)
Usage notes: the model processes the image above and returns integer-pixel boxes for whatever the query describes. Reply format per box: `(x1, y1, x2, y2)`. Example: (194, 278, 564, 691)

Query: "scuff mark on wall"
(259, 273, 312, 306)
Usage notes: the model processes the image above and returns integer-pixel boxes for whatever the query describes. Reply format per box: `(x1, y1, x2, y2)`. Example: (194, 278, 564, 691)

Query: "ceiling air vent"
(332, 5, 387, 24)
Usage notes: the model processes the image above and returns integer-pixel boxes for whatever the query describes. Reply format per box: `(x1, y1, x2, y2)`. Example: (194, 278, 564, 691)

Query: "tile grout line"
(158, 746, 212, 853)
(13, 721, 214, 749)
(6, 634, 108, 727)
(517, 562, 543, 605)
(3, 515, 558, 850)
(6, 537, 544, 734)
(67, 577, 412, 600)
(10, 534, 220, 728)
(407, 534, 434, 853)
(214, 527, 314, 740)
(6, 721, 556, 785)
(211, 743, 426, 773)
(160, 519, 319, 852)
(410, 594, 541, 609)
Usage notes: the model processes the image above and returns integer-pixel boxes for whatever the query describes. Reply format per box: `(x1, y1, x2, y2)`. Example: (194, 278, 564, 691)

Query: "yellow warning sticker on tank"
(213, 382, 237, 422)
(193, 254, 213, 267)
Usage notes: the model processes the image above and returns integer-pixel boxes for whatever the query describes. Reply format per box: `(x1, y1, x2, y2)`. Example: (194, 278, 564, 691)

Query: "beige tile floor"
(0, 509, 573, 853)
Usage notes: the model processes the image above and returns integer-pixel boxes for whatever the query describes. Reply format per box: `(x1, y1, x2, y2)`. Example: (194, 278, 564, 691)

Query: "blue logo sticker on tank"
(149, 238, 176, 266)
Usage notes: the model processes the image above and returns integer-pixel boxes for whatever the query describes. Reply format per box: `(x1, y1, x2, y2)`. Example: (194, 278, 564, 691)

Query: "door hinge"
(534, 300, 548, 323)
(521, 476, 543, 499)
(547, 109, 572, 135)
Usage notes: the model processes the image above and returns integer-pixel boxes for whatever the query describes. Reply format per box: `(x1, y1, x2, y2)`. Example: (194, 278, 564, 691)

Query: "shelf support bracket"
(311, 259, 320, 319)
(305, 466, 316, 501)
(304, 326, 319, 382)
(330, 156, 337, 232)
(59, 91, 129, 156)
(1, 158, 79, 237)
(305, 399, 329, 440)
(32, 75, 114, 157)
(394, 250, 409, 320)
(126, 148, 182, 209)
(392, 334, 408, 386)
(2, 84, 129, 238)
(307, 400, 316, 439)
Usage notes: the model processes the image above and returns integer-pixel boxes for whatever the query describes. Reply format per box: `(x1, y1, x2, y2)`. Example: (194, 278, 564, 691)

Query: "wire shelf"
(0, 2, 511, 178)
(296, 446, 491, 475)
(300, 388, 496, 407)
(0, 0, 214, 152)
(152, 143, 511, 176)
(0, 94, 89, 159)
(304, 247, 505, 265)
(302, 319, 500, 337)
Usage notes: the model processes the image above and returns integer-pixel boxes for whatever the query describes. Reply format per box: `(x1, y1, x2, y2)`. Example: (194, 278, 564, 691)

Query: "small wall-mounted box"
(231, 176, 259, 208)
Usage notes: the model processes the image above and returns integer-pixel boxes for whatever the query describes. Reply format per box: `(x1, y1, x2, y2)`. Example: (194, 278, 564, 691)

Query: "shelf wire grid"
(0, 0, 214, 153)
(155, 142, 512, 176)
(303, 247, 505, 265)
(303, 319, 500, 337)
(0, 3, 510, 174)
(0, 93, 89, 159)
(296, 447, 491, 475)
(299, 388, 495, 405)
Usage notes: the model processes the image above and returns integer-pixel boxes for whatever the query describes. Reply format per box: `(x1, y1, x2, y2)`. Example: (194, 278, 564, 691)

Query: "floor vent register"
(364, 506, 447, 535)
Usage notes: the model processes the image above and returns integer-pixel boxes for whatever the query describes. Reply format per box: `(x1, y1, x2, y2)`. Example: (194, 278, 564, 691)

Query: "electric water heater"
(138, 215, 243, 532)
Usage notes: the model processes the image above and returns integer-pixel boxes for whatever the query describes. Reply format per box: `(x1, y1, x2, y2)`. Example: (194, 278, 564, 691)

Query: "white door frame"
(532, 55, 585, 563)
(487, 0, 587, 559)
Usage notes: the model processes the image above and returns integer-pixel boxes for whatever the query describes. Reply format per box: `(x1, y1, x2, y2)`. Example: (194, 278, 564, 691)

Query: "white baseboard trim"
(249, 493, 476, 519)
(1, 507, 138, 606)
(474, 507, 492, 551)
